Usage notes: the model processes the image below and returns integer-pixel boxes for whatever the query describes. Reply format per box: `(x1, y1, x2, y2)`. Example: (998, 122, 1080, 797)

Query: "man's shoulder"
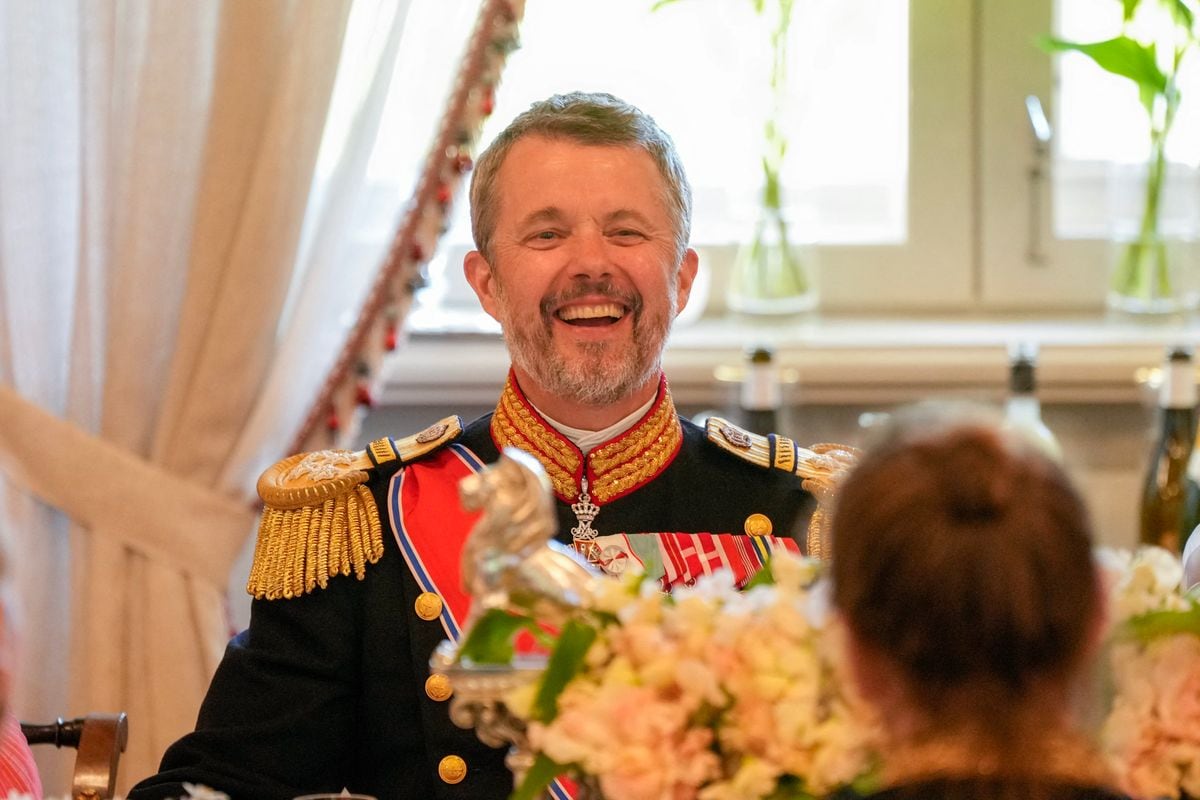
(691, 415, 860, 482)
(248, 416, 465, 601)
(685, 416, 860, 557)
(255, 416, 466, 508)
(368, 416, 471, 471)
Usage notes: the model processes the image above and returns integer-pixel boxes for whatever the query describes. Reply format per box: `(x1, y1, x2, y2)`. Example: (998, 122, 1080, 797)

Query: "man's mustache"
(539, 279, 643, 318)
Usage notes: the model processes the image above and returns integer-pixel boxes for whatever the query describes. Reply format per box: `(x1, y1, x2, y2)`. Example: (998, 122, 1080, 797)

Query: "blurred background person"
(831, 405, 1127, 800)
(0, 534, 42, 798)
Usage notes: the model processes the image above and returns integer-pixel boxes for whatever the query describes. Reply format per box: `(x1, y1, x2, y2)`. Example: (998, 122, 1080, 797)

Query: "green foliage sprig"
(654, 0, 811, 301)
(1041, 0, 1199, 301)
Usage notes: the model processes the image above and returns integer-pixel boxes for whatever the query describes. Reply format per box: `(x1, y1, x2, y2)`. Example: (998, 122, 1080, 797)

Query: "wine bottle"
(1002, 343, 1062, 462)
(1181, 440, 1200, 555)
(739, 346, 782, 435)
(1176, 363, 1200, 555)
(1140, 346, 1197, 553)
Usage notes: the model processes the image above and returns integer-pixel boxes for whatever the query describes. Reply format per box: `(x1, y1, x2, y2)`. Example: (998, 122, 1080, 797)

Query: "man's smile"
(555, 302, 627, 326)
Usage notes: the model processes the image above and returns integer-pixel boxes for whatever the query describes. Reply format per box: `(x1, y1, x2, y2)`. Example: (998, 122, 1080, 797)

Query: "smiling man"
(130, 93, 818, 800)
(465, 130, 692, 426)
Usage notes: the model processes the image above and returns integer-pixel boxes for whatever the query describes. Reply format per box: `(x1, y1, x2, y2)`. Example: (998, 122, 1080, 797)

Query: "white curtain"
(0, 0, 443, 792)
(0, 0, 490, 788)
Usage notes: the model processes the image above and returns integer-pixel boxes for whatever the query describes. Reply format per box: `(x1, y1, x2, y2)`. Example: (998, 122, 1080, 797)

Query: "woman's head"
(830, 404, 1101, 726)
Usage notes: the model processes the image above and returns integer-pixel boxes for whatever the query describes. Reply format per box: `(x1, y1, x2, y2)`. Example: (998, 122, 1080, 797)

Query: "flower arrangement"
(1097, 546, 1200, 800)
(458, 544, 1200, 800)
(459, 552, 880, 800)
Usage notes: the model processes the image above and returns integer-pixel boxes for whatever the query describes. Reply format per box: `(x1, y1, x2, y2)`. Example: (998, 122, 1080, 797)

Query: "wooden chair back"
(21, 713, 129, 800)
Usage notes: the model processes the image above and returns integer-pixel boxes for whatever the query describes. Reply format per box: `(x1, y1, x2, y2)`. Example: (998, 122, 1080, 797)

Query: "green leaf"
(764, 775, 817, 800)
(532, 620, 598, 722)
(1166, 0, 1195, 30)
(742, 560, 776, 590)
(1120, 604, 1200, 642)
(509, 752, 568, 800)
(1123, 0, 1142, 22)
(457, 608, 536, 665)
(849, 763, 885, 797)
(1038, 35, 1167, 95)
(1139, 82, 1159, 119)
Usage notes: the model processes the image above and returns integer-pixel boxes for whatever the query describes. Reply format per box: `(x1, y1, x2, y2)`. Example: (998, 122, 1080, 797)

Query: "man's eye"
(523, 230, 561, 246)
(611, 229, 644, 239)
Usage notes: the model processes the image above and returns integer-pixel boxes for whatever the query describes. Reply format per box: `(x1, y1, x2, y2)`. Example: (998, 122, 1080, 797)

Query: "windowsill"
(383, 308, 1200, 407)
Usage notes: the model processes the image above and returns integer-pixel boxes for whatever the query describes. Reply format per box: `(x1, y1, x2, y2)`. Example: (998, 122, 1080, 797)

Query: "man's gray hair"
(469, 91, 693, 262)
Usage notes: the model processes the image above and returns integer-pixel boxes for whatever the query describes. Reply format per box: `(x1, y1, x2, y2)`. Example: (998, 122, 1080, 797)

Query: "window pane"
(437, 0, 908, 248)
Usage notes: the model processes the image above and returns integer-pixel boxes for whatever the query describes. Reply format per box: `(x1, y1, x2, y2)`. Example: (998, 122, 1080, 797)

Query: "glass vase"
(728, 206, 818, 315)
(1106, 162, 1200, 315)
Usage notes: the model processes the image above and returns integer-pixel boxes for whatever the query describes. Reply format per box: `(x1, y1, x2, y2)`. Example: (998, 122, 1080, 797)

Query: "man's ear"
(675, 248, 700, 315)
(464, 250, 501, 322)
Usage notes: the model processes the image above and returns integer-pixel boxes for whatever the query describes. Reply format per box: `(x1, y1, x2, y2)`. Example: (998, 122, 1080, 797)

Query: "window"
(407, 0, 974, 319)
(354, 1, 1188, 320)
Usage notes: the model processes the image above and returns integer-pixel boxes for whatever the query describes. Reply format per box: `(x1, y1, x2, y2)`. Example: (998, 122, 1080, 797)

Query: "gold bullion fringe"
(806, 507, 829, 560)
(247, 484, 385, 600)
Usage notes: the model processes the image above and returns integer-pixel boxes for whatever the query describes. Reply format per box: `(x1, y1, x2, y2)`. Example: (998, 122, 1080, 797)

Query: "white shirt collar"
(531, 394, 658, 455)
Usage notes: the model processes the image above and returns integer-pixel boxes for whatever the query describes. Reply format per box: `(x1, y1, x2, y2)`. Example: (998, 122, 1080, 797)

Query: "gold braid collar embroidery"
(490, 372, 682, 504)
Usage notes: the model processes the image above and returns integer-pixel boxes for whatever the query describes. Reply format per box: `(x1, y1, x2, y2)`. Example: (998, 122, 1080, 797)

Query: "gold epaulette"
(705, 417, 860, 559)
(248, 417, 463, 600)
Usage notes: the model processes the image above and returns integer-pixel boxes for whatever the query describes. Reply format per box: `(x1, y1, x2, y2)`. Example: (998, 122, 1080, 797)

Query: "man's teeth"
(557, 303, 625, 321)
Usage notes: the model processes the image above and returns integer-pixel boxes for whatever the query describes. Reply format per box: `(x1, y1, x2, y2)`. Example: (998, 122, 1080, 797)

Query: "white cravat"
(533, 394, 657, 455)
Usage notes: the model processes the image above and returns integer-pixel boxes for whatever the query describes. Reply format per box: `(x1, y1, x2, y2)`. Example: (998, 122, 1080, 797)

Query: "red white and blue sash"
(388, 444, 575, 800)
(390, 443, 484, 641)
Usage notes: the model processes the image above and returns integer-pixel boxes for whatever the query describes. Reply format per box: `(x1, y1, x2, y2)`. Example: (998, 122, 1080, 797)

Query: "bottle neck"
(741, 364, 782, 411)
(1161, 361, 1197, 409)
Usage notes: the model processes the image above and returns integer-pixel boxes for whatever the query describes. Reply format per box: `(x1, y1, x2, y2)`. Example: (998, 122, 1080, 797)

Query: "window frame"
(977, 0, 1146, 310)
(809, 0, 974, 310)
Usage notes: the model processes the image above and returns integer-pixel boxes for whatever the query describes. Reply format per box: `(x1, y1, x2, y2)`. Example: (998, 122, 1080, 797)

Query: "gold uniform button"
(744, 513, 773, 537)
(414, 592, 443, 620)
(425, 673, 453, 702)
(438, 754, 467, 784)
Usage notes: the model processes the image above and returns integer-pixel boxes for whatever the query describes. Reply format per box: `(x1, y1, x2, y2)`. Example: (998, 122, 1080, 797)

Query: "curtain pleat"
(0, 0, 489, 793)
(0, 1, 354, 791)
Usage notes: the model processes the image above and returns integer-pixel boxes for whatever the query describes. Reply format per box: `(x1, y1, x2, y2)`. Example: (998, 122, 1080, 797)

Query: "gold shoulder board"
(706, 416, 772, 468)
(704, 416, 860, 560)
(392, 415, 462, 462)
(247, 416, 462, 600)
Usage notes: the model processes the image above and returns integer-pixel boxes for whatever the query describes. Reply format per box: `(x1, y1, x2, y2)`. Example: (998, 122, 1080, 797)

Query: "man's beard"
(496, 276, 676, 407)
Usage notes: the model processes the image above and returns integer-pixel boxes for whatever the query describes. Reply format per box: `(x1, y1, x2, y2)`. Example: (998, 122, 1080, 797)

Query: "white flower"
(181, 786, 231, 800)
(1098, 548, 1200, 800)
(509, 557, 878, 798)
(1102, 546, 1188, 622)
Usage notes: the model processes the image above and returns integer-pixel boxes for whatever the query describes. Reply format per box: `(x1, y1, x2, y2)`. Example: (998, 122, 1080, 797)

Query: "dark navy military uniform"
(128, 375, 816, 800)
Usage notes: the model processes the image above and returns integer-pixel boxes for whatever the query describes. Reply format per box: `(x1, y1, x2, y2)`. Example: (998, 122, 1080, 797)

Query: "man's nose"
(568, 228, 612, 278)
